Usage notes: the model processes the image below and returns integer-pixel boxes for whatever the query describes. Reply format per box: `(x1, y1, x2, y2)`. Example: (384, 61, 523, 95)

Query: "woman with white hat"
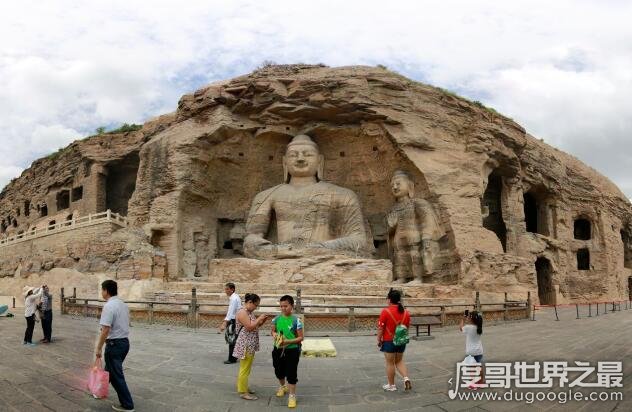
(23, 285, 44, 345)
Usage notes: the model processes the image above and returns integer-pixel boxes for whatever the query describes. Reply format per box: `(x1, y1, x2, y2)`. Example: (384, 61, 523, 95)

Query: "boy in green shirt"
(271, 295, 304, 408)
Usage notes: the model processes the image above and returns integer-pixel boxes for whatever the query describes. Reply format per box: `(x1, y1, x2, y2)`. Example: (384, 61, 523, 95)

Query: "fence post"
(475, 291, 481, 312)
(106, 209, 111, 221)
(348, 307, 356, 332)
(576, 303, 580, 319)
(84, 299, 89, 317)
(604, 302, 608, 315)
(12, 296, 15, 309)
(527, 292, 532, 320)
(72, 287, 76, 304)
(554, 305, 559, 321)
(440, 306, 446, 325)
(296, 288, 302, 314)
(596, 303, 599, 316)
(612, 301, 616, 312)
(588, 303, 592, 317)
(61, 287, 65, 314)
(503, 292, 508, 321)
(149, 303, 154, 325)
(189, 288, 197, 329)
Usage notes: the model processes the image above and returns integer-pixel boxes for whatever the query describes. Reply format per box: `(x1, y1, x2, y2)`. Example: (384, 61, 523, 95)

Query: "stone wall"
(0, 222, 165, 280)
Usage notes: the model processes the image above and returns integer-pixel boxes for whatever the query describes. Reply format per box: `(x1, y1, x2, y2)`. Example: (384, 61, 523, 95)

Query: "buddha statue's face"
(284, 144, 321, 178)
(391, 175, 413, 199)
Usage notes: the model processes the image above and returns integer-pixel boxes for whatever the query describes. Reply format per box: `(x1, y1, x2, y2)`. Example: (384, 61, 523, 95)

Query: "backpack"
(386, 309, 410, 346)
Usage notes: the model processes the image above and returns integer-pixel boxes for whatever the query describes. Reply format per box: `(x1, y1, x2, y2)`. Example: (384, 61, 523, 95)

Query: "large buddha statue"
(387, 170, 441, 283)
(244, 134, 373, 259)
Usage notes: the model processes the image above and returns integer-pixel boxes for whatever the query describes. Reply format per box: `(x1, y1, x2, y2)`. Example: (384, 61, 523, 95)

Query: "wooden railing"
(0, 210, 127, 248)
(61, 287, 530, 331)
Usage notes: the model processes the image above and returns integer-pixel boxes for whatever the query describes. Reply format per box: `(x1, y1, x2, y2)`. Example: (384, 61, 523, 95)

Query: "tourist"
(377, 289, 412, 391)
(39, 285, 53, 343)
(459, 310, 484, 389)
(271, 295, 304, 409)
(219, 282, 242, 364)
(23, 285, 44, 346)
(95, 280, 135, 412)
(234, 293, 269, 400)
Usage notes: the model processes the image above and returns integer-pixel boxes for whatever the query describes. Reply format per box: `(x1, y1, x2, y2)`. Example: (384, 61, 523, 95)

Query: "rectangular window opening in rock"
(105, 152, 140, 216)
(40, 204, 48, 217)
(621, 228, 632, 269)
(23, 200, 30, 217)
(523, 190, 552, 237)
(16, 207, 20, 217)
(71, 186, 83, 202)
(574, 218, 591, 240)
(56, 189, 70, 211)
(577, 248, 590, 270)
(481, 171, 507, 252)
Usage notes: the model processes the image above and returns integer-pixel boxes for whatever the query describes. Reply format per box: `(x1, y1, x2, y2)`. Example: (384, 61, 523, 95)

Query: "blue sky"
(1, 0, 631, 198)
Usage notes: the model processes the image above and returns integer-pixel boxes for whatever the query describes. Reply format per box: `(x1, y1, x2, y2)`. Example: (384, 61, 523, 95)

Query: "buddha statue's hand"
(386, 212, 398, 230)
(244, 234, 272, 247)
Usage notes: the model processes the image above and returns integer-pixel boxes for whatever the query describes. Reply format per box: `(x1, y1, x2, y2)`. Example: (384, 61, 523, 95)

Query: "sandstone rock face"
(1, 64, 631, 304)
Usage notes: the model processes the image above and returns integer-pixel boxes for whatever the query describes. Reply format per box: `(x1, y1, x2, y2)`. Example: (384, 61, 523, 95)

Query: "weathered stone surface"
(1, 64, 631, 304)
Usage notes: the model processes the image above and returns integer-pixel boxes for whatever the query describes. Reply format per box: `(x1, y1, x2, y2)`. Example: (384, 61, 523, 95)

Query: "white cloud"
(0, 0, 631, 198)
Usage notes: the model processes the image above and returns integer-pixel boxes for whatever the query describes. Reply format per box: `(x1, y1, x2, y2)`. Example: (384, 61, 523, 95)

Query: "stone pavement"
(0, 306, 631, 411)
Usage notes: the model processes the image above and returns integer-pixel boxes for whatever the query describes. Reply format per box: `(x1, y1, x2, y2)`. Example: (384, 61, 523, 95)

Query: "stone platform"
(1, 307, 631, 411)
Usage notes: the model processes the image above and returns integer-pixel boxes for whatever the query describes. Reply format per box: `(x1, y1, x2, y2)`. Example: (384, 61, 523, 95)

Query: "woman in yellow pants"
(233, 293, 270, 400)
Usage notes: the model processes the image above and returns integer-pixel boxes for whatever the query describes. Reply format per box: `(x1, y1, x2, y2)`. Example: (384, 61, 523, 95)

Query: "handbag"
(87, 359, 109, 399)
(225, 321, 243, 345)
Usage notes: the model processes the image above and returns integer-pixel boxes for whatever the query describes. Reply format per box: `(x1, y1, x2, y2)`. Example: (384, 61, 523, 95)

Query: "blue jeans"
(104, 338, 134, 410)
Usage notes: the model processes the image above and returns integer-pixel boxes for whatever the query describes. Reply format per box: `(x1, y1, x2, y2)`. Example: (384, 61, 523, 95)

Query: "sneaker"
(288, 395, 297, 408)
(27, 343, 37, 347)
(276, 385, 288, 397)
(382, 384, 397, 391)
(404, 378, 412, 391)
(112, 405, 135, 411)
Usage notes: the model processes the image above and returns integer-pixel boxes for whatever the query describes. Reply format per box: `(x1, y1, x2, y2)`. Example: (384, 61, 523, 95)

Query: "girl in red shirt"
(377, 289, 412, 391)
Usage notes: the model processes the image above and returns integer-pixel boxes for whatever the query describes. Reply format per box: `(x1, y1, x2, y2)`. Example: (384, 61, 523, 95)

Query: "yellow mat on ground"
(301, 338, 337, 357)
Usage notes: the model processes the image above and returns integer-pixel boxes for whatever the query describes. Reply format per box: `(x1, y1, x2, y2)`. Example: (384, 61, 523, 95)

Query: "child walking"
(459, 310, 484, 389)
(271, 295, 304, 409)
(234, 293, 269, 400)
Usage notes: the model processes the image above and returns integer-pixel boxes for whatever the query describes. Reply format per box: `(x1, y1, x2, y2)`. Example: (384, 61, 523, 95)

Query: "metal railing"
(0, 210, 127, 248)
(532, 299, 632, 321)
(60, 287, 530, 331)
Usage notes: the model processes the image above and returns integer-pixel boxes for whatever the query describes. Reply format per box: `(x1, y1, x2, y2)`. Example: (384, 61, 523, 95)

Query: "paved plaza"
(0, 306, 631, 411)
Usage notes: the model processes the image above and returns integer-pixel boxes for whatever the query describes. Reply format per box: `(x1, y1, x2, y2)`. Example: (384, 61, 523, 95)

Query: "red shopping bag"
(87, 359, 109, 398)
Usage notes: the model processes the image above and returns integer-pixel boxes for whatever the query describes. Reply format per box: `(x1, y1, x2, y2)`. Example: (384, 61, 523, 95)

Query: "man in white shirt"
(219, 282, 241, 364)
(96, 280, 135, 412)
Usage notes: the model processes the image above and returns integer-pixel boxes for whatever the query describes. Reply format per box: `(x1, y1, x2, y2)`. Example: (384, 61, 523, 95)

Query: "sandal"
(240, 393, 258, 400)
